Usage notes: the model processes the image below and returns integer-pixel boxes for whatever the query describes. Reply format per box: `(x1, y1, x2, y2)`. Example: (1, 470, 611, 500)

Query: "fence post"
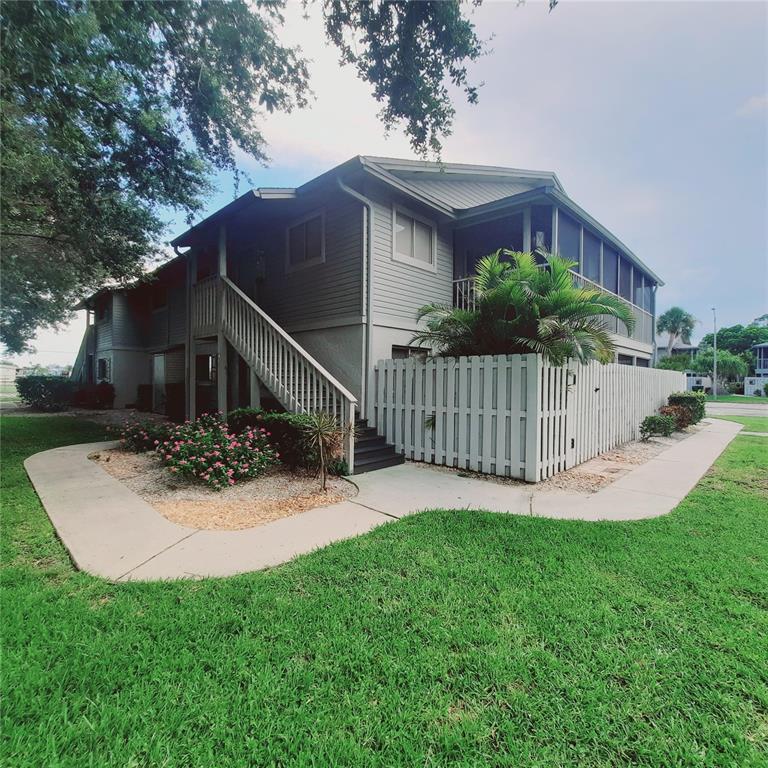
(524, 354, 542, 482)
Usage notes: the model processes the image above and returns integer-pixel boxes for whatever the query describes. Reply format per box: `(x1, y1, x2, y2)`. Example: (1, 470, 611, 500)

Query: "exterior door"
(152, 354, 166, 413)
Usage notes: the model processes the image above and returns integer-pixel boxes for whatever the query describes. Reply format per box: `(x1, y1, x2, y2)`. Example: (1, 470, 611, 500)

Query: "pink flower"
(165, 454, 172, 460)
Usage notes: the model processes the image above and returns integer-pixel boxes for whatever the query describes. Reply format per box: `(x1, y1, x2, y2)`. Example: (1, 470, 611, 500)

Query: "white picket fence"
(373, 355, 685, 482)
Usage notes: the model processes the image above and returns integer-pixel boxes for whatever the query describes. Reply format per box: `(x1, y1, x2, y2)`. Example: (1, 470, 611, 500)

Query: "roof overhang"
(453, 187, 664, 286)
(170, 188, 297, 248)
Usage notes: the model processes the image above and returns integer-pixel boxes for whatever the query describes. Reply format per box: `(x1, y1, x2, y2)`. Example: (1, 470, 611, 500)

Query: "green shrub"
(640, 414, 676, 441)
(668, 391, 706, 424)
(114, 419, 173, 453)
(764, 381, 768, 397)
(157, 413, 277, 490)
(15, 375, 74, 411)
(658, 405, 692, 431)
(227, 408, 313, 469)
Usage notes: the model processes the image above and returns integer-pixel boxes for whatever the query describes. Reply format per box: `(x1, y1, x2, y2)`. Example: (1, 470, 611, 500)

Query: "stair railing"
(220, 276, 357, 472)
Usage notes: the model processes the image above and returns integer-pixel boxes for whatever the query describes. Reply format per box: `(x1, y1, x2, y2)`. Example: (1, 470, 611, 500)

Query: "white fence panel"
(373, 355, 539, 480)
(374, 355, 685, 483)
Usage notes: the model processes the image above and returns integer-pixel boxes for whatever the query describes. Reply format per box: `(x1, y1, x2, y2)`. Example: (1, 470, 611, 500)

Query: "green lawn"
(2, 416, 767, 767)
(711, 415, 768, 433)
(706, 394, 767, 404)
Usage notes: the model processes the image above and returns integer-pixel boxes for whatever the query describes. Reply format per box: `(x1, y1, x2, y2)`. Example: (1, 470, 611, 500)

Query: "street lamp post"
(712, 307, 718, 400)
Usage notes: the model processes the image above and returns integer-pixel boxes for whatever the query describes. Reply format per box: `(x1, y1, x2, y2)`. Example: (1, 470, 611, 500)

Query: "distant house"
(744, 342, 768, 396)
(71, 156, 665, 470)
(656, 342, 698, 361)
(0, 361, 17, 385)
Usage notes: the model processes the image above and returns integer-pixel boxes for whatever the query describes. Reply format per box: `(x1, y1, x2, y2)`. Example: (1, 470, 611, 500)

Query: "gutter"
(336, 176, 374, 420)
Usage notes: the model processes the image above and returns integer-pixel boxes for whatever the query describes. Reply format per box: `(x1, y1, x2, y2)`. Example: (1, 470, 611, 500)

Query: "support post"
(217, 225, 228, 416)
(522, 207, 531, 252)
(186, 250, 197, 420)
(249, 370, 261, 409)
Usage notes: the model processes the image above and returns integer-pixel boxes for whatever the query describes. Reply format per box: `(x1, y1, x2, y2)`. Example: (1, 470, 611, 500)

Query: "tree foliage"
(655, 354, 691, 372)
(698, 324, 768, 376)
(412, 251, 635, 365)
(0, 0, 484, 352)
(692, 349, 748, 383)
(656, 306, 697, 355)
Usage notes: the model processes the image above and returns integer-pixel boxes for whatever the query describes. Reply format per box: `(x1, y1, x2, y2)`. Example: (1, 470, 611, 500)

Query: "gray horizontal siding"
(111, 293, 143, 347)
(256, 191, 364, 328)
(365, 181, 453, 327)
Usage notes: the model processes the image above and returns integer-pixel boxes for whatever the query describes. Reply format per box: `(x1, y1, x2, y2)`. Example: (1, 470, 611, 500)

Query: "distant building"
(744, 342, 768, 396)
(656, 342, 698, 361)
(0, 361, 17, 385)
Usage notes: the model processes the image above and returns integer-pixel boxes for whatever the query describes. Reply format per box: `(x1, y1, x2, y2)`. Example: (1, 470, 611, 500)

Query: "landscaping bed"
(89, 447, 356, 530)
(412, 425, 702, 494)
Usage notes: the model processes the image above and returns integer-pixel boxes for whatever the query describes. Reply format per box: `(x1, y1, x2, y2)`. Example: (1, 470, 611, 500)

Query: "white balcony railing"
(452, 271, 654, 345)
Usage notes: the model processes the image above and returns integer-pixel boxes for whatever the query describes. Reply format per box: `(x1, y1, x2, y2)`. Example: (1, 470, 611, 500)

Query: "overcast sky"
(11, 0, 767, 366)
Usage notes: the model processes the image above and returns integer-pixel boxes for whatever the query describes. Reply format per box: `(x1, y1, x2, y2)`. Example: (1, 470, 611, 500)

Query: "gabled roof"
(359, 155, 564, 214)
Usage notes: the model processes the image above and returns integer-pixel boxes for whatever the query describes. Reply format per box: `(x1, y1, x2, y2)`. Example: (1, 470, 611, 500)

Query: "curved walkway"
(25, 419, 741, 582)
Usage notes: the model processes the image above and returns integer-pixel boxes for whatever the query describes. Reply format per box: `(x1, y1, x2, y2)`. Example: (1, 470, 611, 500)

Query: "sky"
(9, 0, 767, 366)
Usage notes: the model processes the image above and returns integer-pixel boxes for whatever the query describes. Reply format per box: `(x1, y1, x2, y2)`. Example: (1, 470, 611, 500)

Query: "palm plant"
(656, 306, 697, 355)
(302, 411, 347, 491)
(412, 250, 635, 365)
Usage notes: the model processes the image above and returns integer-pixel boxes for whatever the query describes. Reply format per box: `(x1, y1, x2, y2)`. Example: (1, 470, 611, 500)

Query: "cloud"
(737, 94, 768, 117)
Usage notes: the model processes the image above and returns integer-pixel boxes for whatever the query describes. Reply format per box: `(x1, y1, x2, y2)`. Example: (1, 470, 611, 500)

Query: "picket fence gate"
(373, 355, 685, 482)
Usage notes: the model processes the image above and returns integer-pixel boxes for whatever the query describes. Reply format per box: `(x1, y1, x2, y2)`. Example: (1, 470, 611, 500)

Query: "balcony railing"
(452, 271, 654, 345)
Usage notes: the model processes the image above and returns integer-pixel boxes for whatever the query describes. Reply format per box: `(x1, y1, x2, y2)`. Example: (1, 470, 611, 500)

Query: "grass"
(711, 415, 768, 433)
(2, 416, 767, 767)
(706, 394, 767, 404)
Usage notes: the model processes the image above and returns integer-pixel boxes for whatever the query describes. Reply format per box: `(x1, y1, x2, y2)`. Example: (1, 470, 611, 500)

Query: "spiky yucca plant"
(302, 411, 347, 491)
(413, 250, 635, 365)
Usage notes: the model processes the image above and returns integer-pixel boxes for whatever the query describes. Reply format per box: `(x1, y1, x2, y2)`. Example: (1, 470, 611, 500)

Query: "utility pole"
(712, 307, 718, 399)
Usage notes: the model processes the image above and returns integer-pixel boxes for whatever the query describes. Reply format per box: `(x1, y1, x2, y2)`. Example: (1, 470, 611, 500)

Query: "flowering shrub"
(658, 405, 691, 431)
(156, 413, 278, 490)
(114, 419, 173, 453)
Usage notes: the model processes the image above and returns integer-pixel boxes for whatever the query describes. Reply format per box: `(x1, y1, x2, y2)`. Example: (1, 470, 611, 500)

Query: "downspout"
(336, 176, 374, 421)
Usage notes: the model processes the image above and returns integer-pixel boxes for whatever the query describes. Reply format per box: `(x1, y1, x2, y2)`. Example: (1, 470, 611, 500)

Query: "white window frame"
(391, 204, 437, 273)
(285, 210, 326, 274)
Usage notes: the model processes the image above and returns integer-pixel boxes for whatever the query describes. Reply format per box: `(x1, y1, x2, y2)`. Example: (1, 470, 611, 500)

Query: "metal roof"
(360, 155, 564, 212)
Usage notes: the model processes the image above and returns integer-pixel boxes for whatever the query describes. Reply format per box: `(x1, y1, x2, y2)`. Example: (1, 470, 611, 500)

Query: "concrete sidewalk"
(25, 418, 742, 582)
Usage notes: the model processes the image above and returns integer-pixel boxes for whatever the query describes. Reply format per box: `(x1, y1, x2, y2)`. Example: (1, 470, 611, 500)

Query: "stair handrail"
(220, 276, 358, 407)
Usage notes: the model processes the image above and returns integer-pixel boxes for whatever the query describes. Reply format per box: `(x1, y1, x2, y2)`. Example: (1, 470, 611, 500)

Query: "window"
(582, 230, 601, 283)
(286, 212, 325, 271)
(635, 357, 650, 368)
(557, 211, 580, 265)
(633, 269, 643, 308)
(619, 256, 632, 301)
(96, 357, 111, 381)
(530, 205, 552, 254)
(393, 207, 435, 269)
(392, 345, 430, 361)
(617, 354, 634, 366)
(602, 246, 618, 294)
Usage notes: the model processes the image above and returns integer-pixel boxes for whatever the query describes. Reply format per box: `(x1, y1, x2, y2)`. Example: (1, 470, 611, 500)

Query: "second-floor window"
(393, 206, 436, 270)
(286, 212, 325, 272)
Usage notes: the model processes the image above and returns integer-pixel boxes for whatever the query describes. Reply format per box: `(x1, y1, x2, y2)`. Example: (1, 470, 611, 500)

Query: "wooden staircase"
(353, 418, 404, 474)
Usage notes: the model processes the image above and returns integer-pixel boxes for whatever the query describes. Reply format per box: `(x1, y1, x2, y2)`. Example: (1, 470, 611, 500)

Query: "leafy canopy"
(655, 354, 692, 372)
(412, 251, 635, 365)
(693, 349, 748, 382)
(0, 0, 484, 352)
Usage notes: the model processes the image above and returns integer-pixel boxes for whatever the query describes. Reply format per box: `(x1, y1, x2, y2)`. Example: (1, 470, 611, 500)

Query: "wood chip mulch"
(90, 448, 356, 531)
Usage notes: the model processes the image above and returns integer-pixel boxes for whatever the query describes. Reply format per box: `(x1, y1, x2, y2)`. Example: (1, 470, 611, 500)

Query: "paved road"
(706, 401, 768, 418)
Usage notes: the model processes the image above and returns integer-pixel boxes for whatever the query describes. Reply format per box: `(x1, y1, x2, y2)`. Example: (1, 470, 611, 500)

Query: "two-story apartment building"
(72, 156, 663, 470)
